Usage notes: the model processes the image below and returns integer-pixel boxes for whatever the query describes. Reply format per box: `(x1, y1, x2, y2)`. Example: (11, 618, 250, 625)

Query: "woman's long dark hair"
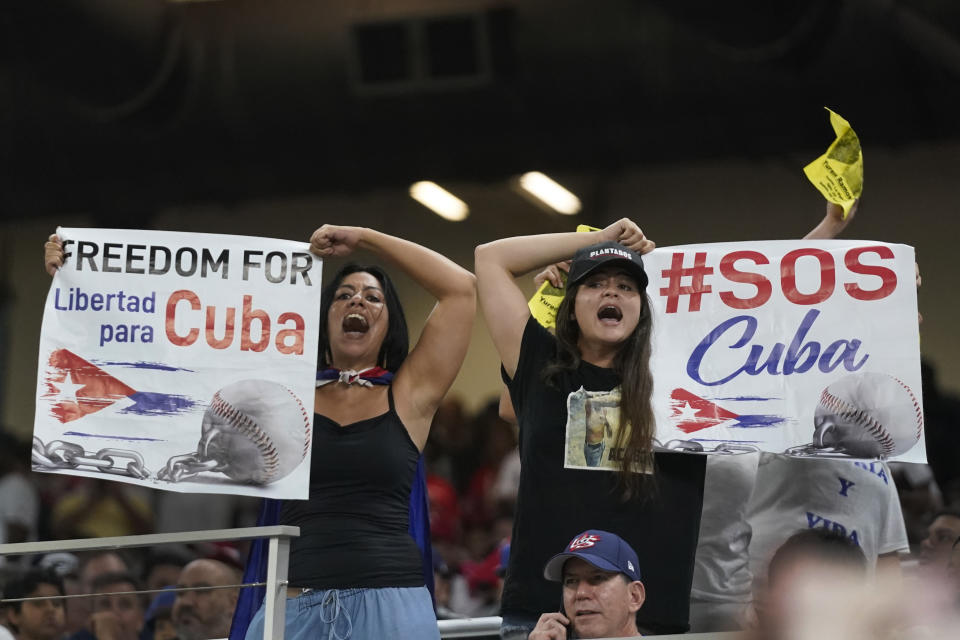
(543, 281, 655, 498)
(317, 263, 409, 372)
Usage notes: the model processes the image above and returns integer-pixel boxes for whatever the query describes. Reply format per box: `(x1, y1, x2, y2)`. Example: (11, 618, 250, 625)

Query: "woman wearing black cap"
(475, 220, 707, 638)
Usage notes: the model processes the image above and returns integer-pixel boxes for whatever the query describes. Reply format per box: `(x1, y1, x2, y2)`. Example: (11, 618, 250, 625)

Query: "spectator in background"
(0, 433, 41, 637)
(154, 493, 257, 537)
(746, 456, 908, 585)
(172, 559, 240, 640)
(689, 450, 760, 632)
(69, 572, 145, 640)
(889, 360, 959, 550)
(460, 543, 506, 618)
(948, 536, 960, 610)
(189, 543, 242, 574)
(918, 509, 960, 569)
(141, 590, 177, 640)
(495, 541, 510, 601)
(2, 569, 66, 640)
(461, 401, 517, 531)
(423, 396, 471, 487)
(64, 552, 132, 638)
(890, 460, 943, 545)
(77, 554, 131, 595)
(50, 479, 153, 540)
(919, 360, 960, 507)
(529, 530, 645, 640)
(426, 473, 465, 576)
(141, 549, 193, 594)
(491, 445, 520, 516)
(0, 434, 40, 555)
(749, 528, 867, 640)
(433, 556, 461, 620)
(34, 553, 79, 639)
(37, 553, 79, 580)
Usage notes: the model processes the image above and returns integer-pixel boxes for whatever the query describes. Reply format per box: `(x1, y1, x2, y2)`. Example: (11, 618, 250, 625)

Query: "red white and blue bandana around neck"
(316, 367, 394, 387)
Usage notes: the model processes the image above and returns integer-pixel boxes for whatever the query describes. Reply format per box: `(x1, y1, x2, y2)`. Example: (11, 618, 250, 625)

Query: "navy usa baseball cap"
(543, 529, 642, 582)
(567, 242, 648, 290)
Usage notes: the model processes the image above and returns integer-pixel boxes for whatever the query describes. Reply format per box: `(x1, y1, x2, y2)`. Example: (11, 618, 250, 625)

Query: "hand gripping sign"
(33, 228, 322, 498)
(647, 239, 923, 463)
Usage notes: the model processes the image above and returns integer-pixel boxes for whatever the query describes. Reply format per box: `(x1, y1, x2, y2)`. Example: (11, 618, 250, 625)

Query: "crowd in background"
(0, 359, 959, 638)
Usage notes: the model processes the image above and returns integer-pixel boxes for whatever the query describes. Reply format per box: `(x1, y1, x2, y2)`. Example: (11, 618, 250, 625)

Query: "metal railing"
(438, 616, 502, 638)
(436, 617, 740, 639)
(2, 530, 740, 640)
(410, 613, 741, 639)
(0, 525, 299, 640)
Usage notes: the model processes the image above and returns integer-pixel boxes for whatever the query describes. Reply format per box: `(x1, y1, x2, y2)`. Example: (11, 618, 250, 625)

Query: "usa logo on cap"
(543, 529, 642, 582)
(568, 533, 601, 550)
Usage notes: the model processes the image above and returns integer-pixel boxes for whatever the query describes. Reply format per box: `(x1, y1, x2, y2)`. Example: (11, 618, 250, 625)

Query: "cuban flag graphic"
(668, 388, 787, 441)
(41, 348, 199, 432)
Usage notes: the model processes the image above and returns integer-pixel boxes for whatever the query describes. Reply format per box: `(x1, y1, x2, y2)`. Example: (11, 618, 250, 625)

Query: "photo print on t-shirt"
(564, 386, 649, 472)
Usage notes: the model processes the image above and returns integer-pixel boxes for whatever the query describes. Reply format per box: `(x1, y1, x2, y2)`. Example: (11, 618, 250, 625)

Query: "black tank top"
(280, 387, 424, 588)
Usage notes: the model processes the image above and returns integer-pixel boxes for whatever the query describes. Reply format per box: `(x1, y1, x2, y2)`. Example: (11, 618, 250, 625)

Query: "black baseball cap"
(567, 241, 648, 290)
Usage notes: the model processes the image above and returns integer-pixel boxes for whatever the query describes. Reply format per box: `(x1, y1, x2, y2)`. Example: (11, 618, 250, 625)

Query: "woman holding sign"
(46, 226, 476, 640)
(475, 220, 707, 637)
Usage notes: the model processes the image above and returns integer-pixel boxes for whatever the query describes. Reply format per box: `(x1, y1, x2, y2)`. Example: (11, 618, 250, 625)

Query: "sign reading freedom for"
(33, 228, 322, 499)
(646, 240, 924, 463)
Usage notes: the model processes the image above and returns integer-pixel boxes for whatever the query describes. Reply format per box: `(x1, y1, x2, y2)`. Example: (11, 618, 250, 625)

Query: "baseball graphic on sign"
(809, 372, 923, 458)
(199, 379, 311, 484)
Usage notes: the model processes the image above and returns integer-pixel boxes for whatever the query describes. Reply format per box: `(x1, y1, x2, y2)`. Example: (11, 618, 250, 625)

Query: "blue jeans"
(244, 586, 439, 640)
(584, 441, 605, 467)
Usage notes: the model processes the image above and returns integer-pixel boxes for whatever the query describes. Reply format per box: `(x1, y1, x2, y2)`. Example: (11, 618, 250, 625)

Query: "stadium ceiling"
(3, 0, 960, 222)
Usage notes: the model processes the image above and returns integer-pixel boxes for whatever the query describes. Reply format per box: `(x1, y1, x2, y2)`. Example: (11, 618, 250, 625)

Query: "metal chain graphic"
(33, 437, 225, 483)
(156, 454, 222, 482)
(655, 439, 761, 455)
(32, 437, 151, 479)
(781, 443, 853, 458)
(33, 434, 772, 484)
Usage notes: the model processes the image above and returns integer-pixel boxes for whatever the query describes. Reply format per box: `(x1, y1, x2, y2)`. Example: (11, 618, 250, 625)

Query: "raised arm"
(803, 199, 858, 240)
(311, 225, 476, 446)
(474, 219, 654, 378)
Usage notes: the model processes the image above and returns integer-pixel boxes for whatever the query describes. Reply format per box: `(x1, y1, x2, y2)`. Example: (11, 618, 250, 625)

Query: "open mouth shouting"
(597, 305, 623, 324)
(342, 313, 370, 336)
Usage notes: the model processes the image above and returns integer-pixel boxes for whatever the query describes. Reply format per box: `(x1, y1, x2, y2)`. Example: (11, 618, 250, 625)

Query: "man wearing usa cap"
(529, 530, 645, 639)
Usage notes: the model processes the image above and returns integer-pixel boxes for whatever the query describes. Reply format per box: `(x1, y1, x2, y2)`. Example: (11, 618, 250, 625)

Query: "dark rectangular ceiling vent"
(350, 8, 515, 94)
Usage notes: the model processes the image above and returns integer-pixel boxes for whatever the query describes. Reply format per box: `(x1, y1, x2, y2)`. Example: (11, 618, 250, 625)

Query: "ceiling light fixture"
(409, 181, 469, 221)
(517, 171, 581, 215)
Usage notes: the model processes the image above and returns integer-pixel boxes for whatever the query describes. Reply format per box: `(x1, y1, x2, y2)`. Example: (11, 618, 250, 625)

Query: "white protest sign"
(34, 228, 322, 498)
(645, 239, 923, 463)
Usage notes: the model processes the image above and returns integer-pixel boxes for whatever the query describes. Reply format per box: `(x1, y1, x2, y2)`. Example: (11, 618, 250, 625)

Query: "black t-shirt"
(502, 317, 706, 634)
(280, 387, 424, 589)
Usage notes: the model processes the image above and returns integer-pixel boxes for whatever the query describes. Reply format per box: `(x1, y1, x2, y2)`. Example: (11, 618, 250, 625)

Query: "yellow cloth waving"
(803, 108, 863, 218)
